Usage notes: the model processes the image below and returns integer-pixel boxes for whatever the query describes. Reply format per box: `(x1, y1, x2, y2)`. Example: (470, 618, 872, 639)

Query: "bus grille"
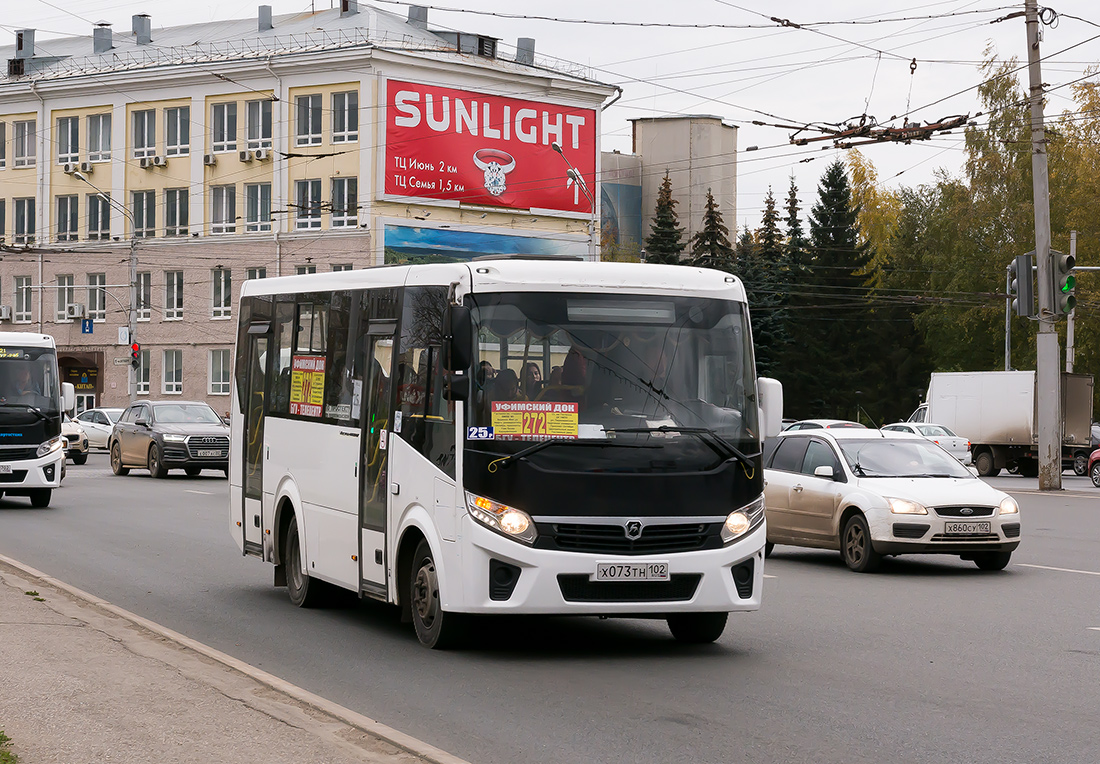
(0, 470, 29, 483)
(557, 574, 701, 602)
(538, 522, 721, 555)
(0, 448, 39, 461)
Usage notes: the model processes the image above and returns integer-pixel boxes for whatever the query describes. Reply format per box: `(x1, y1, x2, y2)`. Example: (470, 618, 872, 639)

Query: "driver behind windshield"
(3, 362, 43, 401)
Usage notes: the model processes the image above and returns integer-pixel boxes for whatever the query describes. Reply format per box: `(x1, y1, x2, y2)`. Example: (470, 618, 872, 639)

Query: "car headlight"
(36, 437, 63, 458)
(163, 434, 186, 442)
(887, 497, 928, 515)
(465, 491, 537, 545)
(998, 496, 1019, 515)
(721, 495, 765, 544)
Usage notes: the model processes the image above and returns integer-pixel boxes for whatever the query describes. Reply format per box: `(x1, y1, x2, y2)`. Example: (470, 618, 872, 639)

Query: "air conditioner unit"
(203, 153, 217, 166)
(0, 306, 11, 321)
(253, 148, 269, 161)
(62, 162, 79, 174)
(139, 157, 153, 169)
(79, 161, 94, 173)
(152, 155, 168, 167)
(239, 150, 254, 162)
(66, 303, 86, 319)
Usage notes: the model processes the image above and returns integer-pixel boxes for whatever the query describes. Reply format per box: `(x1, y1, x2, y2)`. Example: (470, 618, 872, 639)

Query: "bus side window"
(324, 291, 353, 423)
(270, 300, 296, 415)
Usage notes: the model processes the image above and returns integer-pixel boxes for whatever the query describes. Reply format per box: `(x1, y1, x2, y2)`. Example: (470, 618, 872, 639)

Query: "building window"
(330, 177, 358, 227)
(246, 267, 266, 280)
(212, 268, 231, 319)
(0, 200, 4, 241)
(87, 273, 106, 321)
(56, 195, 78, 242)
(165, 188, 188, 237)
(133, 190, 155, 238)
(14, 276, 32, 323)
(133, 109, 155, 158)
(294, 179, 322, 229)
(57, 117, 79, 164)
(246, 99, 272, 149)
(332, 91, 358, 143)
(296, 264, 317, 275)
(211, 186, 236, 234)
(296, 94, 323, 146)
(331, 264, 353, 272)
(163, 350, 183, 394)
(87, 194, 110, 240)
(244, 183, 271, 232)
(88, 114, 111, 162)
(14, 120, 35, 167)
(210, 349, 232, 395)
(165, 271, 184, 320)
(136, 349, 151, 394)
(137, 271, 151, 321)
(56, 274, 75, 322)
(165, 106, 189, 156)
(212, 103, 237, 152)
(0, 121, 6, 168)
(14, 198, 34, 244)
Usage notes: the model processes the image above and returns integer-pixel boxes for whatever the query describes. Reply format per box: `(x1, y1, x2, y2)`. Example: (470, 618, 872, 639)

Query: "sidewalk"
(0, 558, 466, 764)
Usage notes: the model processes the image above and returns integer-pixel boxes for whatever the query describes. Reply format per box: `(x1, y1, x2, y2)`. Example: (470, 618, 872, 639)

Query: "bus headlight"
(721, 495, 765, 544)
(36, 437, 63, 458)
(465, 492, 538, 545)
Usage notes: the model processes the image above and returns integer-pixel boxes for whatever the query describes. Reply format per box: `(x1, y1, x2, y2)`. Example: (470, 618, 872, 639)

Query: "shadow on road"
(768, 548, 1019, 578)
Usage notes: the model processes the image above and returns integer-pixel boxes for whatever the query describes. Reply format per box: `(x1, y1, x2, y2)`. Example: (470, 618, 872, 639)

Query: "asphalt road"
(2, 453, 1099, 764)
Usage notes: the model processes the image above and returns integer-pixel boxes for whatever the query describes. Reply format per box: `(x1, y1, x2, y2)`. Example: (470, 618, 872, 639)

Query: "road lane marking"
(1088, 627, 1100, 632)
(184, 489, 213, 495)
(763, 574, 777, 579)
(1018, 563, 1100, 577)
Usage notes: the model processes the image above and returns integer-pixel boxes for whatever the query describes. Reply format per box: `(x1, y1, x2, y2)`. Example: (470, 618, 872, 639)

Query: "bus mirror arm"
(443, 373, 470, 401)
(443, 305, 474, 373)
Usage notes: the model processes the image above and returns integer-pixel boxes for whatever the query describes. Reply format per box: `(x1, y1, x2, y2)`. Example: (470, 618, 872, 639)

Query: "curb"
(0, 553, 470, 764)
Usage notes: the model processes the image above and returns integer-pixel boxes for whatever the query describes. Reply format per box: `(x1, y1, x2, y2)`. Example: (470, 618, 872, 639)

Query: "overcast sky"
(8, 0, 1100, 230)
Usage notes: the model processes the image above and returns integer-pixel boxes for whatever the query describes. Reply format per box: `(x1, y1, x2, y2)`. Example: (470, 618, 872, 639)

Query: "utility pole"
(1025, 0, 1061, 490)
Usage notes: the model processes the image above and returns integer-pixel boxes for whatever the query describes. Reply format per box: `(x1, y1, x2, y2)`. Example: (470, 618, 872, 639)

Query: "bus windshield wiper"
(0, 403, 49, 421)
(604, 426, 757, 470)
(489, 437, 647, 471)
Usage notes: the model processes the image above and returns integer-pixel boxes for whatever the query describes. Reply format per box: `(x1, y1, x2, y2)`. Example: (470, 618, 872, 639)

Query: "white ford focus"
(763, 429, 1020, 572)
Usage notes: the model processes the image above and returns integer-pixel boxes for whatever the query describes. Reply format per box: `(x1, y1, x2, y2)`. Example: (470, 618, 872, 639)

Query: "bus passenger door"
(359, 325, 395, 597)
(241, 330, 268, 555)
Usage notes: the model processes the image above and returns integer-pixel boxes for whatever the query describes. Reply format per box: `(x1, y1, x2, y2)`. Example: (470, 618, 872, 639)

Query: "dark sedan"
(109, 401, 229, 478)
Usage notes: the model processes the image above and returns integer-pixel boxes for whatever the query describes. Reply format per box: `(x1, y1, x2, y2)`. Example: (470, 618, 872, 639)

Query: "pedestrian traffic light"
(130, 342, 141, 368)
(1053, 249, 1076, 314)
(1011, 252, 1035, 317)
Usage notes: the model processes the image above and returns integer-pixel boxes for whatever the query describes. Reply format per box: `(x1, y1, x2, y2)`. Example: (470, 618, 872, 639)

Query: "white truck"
(909, 371, 1095, 477)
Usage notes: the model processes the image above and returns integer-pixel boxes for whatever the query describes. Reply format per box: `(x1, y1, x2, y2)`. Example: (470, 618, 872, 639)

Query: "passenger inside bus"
(521, 362, 543, 399)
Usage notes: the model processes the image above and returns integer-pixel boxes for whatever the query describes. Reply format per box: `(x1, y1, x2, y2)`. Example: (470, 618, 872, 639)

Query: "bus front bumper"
(451, 516, 766, 616)
(0, 448, 65, 491)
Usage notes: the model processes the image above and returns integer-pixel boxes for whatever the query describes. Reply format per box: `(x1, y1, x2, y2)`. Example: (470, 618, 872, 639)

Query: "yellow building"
(0, 5, 614, 411)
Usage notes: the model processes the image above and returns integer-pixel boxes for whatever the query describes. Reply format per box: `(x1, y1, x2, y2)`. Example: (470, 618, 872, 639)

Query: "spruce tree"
(746, 189, 787, 377)
(784, 174, 810, 274)
(643, 172, 686, 264)
(689, 189, 734, 270)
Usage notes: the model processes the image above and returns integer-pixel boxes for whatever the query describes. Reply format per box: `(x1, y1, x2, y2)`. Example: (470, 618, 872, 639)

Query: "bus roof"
(240, 261, 747, 303)
(0, 333, 59, 349)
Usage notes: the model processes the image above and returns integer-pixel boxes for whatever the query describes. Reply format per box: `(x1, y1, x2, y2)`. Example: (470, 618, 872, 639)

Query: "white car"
(74, 407, 124, 450)
(61, 415, 89, 465)
(882, 422, 971, 465)
(763, 429, 1021, 572)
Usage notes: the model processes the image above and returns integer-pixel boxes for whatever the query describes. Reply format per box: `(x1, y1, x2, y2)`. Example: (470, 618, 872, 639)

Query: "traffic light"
(1052, 249, 1076, 314)
(130, 342, 141, 368)
(1011, 252, 1035, 317)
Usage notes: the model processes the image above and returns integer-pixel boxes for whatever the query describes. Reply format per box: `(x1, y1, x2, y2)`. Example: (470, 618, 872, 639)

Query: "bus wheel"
(285, 516, 326, 608)
(667, 612, 728, 644)
(764, 541, 774, 558)
(410, 539, 466, 649)
(29, 489, 52, 508)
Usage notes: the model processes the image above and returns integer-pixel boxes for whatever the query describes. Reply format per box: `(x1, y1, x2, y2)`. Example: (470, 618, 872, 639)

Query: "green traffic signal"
(1053, 250, 1076, 315)
(1062, 274, 1076, 293)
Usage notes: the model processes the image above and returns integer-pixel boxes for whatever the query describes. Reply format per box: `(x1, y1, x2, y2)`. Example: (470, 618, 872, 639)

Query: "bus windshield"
(0, 346, 61, 416)
(467, 292, 758, 470)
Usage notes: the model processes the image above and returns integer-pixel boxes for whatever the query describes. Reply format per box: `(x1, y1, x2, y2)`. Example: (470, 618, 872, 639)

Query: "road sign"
(81, 318, 94, 334)
(118, 327, 130, 345)
(113, 358, 130, 366)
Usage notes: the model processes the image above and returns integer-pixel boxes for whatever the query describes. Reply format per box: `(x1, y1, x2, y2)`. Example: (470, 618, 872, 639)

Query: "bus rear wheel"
(285, 516, 327, 608)
(667, 612, 728, 644)
(410, 539, 466, 649)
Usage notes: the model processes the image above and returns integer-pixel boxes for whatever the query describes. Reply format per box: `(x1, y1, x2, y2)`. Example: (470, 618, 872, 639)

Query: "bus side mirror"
(61, 382, 76, 414)
(443, 305, 473, 372)
(757, 377, 783, 439)
(443, 373, 470, 402)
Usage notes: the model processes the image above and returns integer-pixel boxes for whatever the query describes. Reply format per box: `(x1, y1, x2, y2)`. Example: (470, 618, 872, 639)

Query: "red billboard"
(384, 79, 597, 214)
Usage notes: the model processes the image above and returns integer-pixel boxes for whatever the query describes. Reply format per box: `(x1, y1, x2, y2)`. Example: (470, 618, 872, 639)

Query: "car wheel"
(29, 489, 52, 508)
(764, 541, 774, 558)
(110, 442, 129, 476)
(667, 612, 728, 644)
(184, 467, 201, 477)
(410, 539, 467, 649)
(148, 444, 169, 479)
(841, 514, 882, 573)
(72, 453, 88, 466)
(1073, 452, 1088, 476)
(974, 451, 1000, 477)
(1091, 462, 1100, 488)
(285, 515, 328, 608)
(973, 551, 1012, 571)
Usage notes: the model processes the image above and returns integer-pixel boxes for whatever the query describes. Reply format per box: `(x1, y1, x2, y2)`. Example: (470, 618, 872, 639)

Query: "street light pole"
(74, 171, 138, 403)
(550, 141, 598, 260)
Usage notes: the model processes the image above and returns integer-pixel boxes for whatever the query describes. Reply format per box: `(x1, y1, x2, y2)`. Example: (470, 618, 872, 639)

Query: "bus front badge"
(625, 521, 643, 540)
